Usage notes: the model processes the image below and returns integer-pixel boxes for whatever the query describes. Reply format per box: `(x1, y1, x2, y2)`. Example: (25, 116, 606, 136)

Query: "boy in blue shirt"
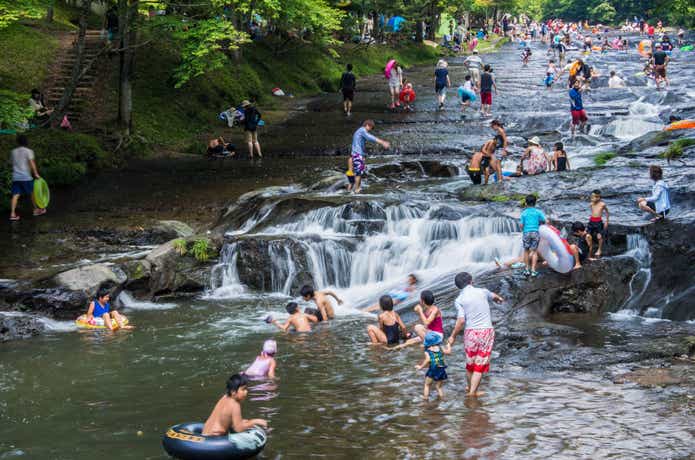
(519, 194, 547, 277)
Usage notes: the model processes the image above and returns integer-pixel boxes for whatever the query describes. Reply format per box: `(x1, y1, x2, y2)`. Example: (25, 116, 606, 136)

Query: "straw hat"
(241, 100, 251, 108)
(528, 136, 541, 146)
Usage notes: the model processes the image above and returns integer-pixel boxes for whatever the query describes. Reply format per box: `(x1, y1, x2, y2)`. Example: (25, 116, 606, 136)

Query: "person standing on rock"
(350, 120, 390, 193)
(9, 135, 46, 221)
(339, 63, 356, 117)
(569, 79, 587, 137)
(448, 272, 504, 397)
(434, 59, 451, 110)
(386, 60, 403, 110)
(241, 100, 262, 160)
(463, 50, 483, 90)
(479, 65, 497, 118)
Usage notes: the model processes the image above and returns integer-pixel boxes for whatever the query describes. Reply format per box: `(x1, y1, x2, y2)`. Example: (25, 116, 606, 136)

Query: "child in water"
(588, 189, 609, 257)
(366, 295, 408, 346)
(399, 81, 416, 112)
(269, 302, 317, 332)
(415, 331, 451, 399)
(202, 374, 268, 436)
(545, 59, 557, 88)
(244, 340, 277, 378)
(85, 288, 132, 330)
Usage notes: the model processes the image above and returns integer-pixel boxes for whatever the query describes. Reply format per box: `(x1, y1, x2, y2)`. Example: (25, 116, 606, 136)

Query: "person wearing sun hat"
(520, 136, 549, 175)
(415, 331, 452, 400)
(241, 100, 262, 160)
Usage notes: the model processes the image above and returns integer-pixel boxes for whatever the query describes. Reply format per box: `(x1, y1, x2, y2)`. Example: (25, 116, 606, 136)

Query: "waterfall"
(208, 243, 246, 298)
(211, 201, 521, 302)
(621, 234, 653, 312)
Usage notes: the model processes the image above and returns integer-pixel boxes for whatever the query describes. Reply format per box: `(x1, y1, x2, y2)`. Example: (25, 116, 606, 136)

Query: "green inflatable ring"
(33, 178, 50, 208)
(681, 45, 694, 51)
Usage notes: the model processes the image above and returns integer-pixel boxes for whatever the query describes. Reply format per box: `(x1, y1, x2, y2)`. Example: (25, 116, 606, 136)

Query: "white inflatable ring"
(537, 225, 574, 274)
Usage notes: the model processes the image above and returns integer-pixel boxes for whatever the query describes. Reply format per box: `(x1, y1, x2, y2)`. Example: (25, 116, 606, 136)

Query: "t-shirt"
(608, 75, 625, 88)
(463, 80, 473, 92)
(464, 55, 483, 70)
(340, 71, 356, 91)
(388, 66, 402, 87)
(11, 146, 35, 182)
(480, 72, 494, 93)
(243, 106, 261, 132)
(434, 68, 448, 87)
(454, 285, 494, 330)
(351, 127, 377, 157)
(652, 50, 667, 65)
(569, 88, 583, 111)
(519, 207, 546, 233)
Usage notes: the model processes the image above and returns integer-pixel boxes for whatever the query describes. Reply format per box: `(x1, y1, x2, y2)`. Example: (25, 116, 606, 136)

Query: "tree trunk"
(50, 0, 91, 124)
(46, 0, 54, 22)
(464, 11, 470, 30)
(415, 20, 424, 43)
(117, 0, 136, 135)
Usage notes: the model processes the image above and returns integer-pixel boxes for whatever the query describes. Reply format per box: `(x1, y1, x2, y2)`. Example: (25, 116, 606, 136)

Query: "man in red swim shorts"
(569, 79, 587, 136)
(448, 272, 504, 397)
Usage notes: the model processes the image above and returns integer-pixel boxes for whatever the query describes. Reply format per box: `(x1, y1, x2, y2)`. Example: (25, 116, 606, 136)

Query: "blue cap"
(424, 331, 442, 347)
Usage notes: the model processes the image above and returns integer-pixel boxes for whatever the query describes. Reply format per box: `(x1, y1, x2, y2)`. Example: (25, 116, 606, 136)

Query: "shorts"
(11, 180, 34, 196)
(480, 91, 492, 105)
(351, 154, 365, 175)
(646, 201, 670, 217)
(571, 109, 588, 125)
(480, 155, 491, 170)
(587, 219, 604, 238)
(467, 167, 482, 185)
(347, 174, 355, 184)
(304, 307, 324, 322)
(389, 83, 401, 91)
(460, 92, 472, 102)
(464, 327, 495, 373)
(654, 65, 666, 78)
(435, 85, 447, 96)
(426, 365, 448, 381)
(522, 231, 540, 250)
(245, 130, 258, 143)
(342, 89, 354, 101)
(389, 290, 409, 302)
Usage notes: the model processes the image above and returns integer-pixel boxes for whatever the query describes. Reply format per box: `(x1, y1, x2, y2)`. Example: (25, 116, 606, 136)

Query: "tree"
(590, 2, 616, 23)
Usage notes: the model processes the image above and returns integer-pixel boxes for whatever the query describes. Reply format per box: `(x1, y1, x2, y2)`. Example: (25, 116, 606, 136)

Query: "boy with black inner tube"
(202, 374, 268, 437)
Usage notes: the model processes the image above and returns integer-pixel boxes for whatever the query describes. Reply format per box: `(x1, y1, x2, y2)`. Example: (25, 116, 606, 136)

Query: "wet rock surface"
(0, 314, 45, 342)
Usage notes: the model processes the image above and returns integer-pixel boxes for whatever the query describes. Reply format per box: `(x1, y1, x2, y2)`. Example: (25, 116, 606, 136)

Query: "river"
(1, 36, 694, 459)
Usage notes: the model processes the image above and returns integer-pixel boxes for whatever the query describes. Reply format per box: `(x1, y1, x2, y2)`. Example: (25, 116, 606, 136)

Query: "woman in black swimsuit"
(366, 295, 408, 346)
(551, 142, 571, 171)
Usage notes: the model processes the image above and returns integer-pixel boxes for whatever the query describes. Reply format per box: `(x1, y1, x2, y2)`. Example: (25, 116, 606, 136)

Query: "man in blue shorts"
(350, 120, 390, 193)
(9, 135, 45, 221)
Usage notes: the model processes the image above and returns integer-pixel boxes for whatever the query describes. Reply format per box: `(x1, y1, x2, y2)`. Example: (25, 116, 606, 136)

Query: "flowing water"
(2, 37, 695, 459)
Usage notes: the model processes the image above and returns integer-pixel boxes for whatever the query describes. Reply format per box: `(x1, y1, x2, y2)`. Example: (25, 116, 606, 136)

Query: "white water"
(117, 291, 177, 310)
(212, 201, 521, 309)
(620, 233, 653, 313)
(0, 310, 76, 332)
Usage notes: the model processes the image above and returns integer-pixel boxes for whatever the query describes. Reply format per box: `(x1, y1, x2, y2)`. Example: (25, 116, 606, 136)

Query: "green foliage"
(590, 2, 616, 23)
(0, 22, 60, 92)
(660, 138, 695, 162)
(0, 90, 33, 130)
(594, 151, 616, 166)
(0, 0, 46, 29)
(173, 238, 188, 256)
(191, 238, 211, 262)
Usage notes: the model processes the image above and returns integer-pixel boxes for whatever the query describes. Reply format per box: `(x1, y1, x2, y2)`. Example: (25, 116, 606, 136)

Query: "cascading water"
(208, 242, 246, 298)
(212, 199, 521, 305)
(615, 234, 655, 318)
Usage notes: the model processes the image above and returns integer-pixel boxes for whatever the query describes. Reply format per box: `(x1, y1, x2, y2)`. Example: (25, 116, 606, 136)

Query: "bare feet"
(467, 391, 485, 397)
(573, 264, 582, 270)
(594, 251, 602, 258)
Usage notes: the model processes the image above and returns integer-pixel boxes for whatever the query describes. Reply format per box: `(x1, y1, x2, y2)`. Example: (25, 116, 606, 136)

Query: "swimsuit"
(425, 349, 448, 381)
(587, 216, 604, 239)
(427, 313, 445, 336)
(92, 300, 110, 317)
(556, 155, 567, 171)
(382, 322, 401, 345)
(244, 356, 272, 377)
(467, 167, 482, 185)
(351, 153, 366, 176)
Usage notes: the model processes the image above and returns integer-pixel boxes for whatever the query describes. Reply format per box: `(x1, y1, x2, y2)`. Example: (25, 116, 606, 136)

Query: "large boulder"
(53, 263, 127, 298)
(150, 220, 195, 243)
(146, 241, 211, 296)
(0, 314, 45, 342)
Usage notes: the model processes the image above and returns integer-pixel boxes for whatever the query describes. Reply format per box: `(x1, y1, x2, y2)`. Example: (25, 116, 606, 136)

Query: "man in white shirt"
(9, 135, 45, 221)
(463, 50, 484, 87)
(448, 272, 504, 397)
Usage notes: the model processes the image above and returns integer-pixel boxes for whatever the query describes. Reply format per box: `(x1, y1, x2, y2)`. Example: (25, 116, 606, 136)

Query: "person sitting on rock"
(568, 221, 593, 270)
(85, 288, 131, 330)
(28, 89, 53, 125)
(207, 136, 236, 158)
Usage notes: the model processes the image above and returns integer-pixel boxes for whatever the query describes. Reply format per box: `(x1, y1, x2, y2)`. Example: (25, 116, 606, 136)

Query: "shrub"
(173, 238, 188, 256)
(191, 238, 211, 262)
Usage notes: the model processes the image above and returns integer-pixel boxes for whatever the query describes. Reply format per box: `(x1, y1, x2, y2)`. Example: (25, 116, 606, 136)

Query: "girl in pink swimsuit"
(244, 340, 277, 378)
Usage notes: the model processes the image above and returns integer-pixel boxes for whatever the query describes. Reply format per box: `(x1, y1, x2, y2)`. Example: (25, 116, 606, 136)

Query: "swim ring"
(162, 423, 266, 460)
(75, 314, 129, 330)
(384, 59, 396, 79)
(638, 39, 652, 57)
(33, 178, 50, 208)
(681, 45, 694, 52)
(664, 120, 695, 131)
(537, 225, 574, 274)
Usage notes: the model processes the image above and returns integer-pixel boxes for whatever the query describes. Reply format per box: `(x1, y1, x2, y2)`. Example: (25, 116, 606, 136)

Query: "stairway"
(45, 30, 106, 125)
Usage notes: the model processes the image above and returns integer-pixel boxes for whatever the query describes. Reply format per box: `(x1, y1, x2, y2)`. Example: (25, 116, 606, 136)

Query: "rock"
(419, 160, 459, 177)
(146, 241, 210, 296)
(53, 263, 127, 298)
(121, 259, 152, 294)
(151, 220, 195, 242)
(613, 367, 687, 387)
(0, 314, 45, 342)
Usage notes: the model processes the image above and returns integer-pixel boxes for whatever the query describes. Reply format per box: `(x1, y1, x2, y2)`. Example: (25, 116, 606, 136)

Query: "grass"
(594, 151, 617, 166)
(0, 24, 61, 93)
(660, 138, 695, 161)
(130, 37, 440, 150)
